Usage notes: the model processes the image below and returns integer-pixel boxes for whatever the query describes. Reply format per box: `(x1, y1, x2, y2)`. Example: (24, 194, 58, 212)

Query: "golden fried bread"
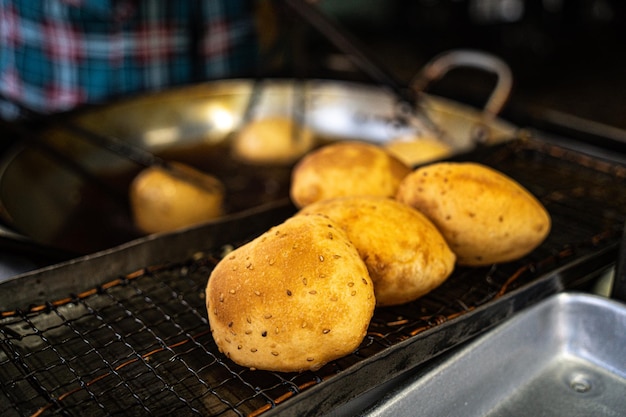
(299, 196, 456, 306)
(290, 141, 411, 208)
(129, 162, 224, 234)
(384, 136, 454, 166)
(396, 162, 551, 266)
(233, 116, 315, 164)
(206, 214, 375, 372)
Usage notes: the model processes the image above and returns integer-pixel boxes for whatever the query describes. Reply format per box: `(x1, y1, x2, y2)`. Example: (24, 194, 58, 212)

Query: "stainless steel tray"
(361, 292, 626, 417)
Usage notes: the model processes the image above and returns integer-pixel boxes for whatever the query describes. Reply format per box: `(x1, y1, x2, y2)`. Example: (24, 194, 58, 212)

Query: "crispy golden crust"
(396, 162, 551, 266)
(290, 141, 411, 208)
(383, 136, 454, 166)
(299, 196, 456, 306)
(206, 214, 375, 372)
(233, 116, 315, 165)
(129, 162, 224, 234)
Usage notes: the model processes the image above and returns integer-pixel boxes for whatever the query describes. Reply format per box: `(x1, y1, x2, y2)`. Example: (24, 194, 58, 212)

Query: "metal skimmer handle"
(411, 49, 513, 118)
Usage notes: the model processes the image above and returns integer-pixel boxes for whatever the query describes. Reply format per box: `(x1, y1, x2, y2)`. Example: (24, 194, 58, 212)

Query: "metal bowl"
(0, 79, 517, 254)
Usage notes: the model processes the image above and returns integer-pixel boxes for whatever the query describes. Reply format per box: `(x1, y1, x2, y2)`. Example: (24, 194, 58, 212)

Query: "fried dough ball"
(206, 214, 375, 372)
(396, 162, 551, 266)
(383, 135, 454, 166)
(129, 162, 224, 234)
(290, 141, 411, 208)
(298, 196, 456, 306)
(233, 116, 315, 165)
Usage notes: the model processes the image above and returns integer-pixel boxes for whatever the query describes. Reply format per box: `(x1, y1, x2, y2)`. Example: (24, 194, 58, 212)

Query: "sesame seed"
(319, 255, 324, 262)
(347, 282, 354, 287)
(250, 348, 257, 353)
(219, 293, 224, 302)
(307, 357, 314, 362)
(330, 296, 338, 302)
(237, 345, 242, 350)
(246, 317, 252, 324)
(254, 290, 261, 296)
(261, 331, 267, 337)
(229, 289, 236, 294)
(302, 277, 308, 285)
(228, 321, 233, 327)
(245, 330, 252, 335)
(309, 290, 317, 295)
(271, 351, 279, 356)
(264, 314, 272, 319)
(322, 329, 331, 334)
(351, 291, 357, 296)
(286, 289, 292, 296)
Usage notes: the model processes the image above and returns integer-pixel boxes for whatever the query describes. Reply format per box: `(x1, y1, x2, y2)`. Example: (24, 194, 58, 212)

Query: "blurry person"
(0, 0, 274, 119)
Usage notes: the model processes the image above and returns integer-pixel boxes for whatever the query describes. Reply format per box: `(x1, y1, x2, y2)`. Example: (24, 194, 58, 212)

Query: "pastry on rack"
(290, 141, 411, 208)
(206, 214, 375, 372)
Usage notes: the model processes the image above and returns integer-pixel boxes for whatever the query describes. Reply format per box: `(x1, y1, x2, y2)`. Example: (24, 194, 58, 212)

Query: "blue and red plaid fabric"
(0, 0, 259, 118)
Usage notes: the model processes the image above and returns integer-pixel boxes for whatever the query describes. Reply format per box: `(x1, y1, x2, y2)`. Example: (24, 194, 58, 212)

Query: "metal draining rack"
(1, 135, 626, 417)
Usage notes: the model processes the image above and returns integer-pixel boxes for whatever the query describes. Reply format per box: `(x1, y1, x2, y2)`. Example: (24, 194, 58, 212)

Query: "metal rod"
(610, 221, 626, 302)
(0, 94, 167, 169)
(282, 0, 417, 107)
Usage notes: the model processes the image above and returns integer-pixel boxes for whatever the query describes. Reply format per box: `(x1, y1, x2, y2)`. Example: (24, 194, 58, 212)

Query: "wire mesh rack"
(1, 135, 626, 416)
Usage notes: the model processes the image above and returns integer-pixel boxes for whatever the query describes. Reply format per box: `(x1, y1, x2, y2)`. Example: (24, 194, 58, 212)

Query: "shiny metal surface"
(0, 79, 517, 254)
(361, 292, 626, 417)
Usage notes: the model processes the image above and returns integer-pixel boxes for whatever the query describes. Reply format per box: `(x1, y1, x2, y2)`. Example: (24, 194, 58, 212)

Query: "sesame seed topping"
(351, 291, 357, 296)
(286, 289, 292, 296)
(347, 282, 354, 287)
(219, 293, 224, 302)
(302, 277, 308, 285)
(264, 314, 272, 319)
(229, 289, 236, 294)
(307, 357, 314, 362)
(322, 329, 331, 334)
(237, 345, 242, 350)
(319, 255, 325, 262)
(261, 331, 267, 337)
(309, 290, 317, 295)
(254, 290, 261, 296)
(245, 330, 252, 335)
(271, 351, 279, 356)
(250, 348, 257, 353)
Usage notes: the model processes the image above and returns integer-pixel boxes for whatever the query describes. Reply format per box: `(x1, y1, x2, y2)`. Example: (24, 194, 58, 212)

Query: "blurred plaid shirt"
(0, 0, 259, 118)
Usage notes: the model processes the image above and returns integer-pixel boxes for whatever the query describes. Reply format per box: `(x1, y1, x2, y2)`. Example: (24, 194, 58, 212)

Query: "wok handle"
(411, 49, 513, 119)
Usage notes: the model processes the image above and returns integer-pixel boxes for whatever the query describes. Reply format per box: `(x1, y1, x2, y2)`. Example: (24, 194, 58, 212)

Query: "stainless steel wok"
(0, 78, 517, 254)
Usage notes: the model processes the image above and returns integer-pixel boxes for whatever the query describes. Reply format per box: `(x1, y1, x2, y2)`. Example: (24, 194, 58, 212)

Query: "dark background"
(297, 0, 626, 132)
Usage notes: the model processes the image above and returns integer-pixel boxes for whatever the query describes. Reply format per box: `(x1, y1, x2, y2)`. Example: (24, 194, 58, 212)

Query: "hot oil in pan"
(53, 137, 335, 254)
